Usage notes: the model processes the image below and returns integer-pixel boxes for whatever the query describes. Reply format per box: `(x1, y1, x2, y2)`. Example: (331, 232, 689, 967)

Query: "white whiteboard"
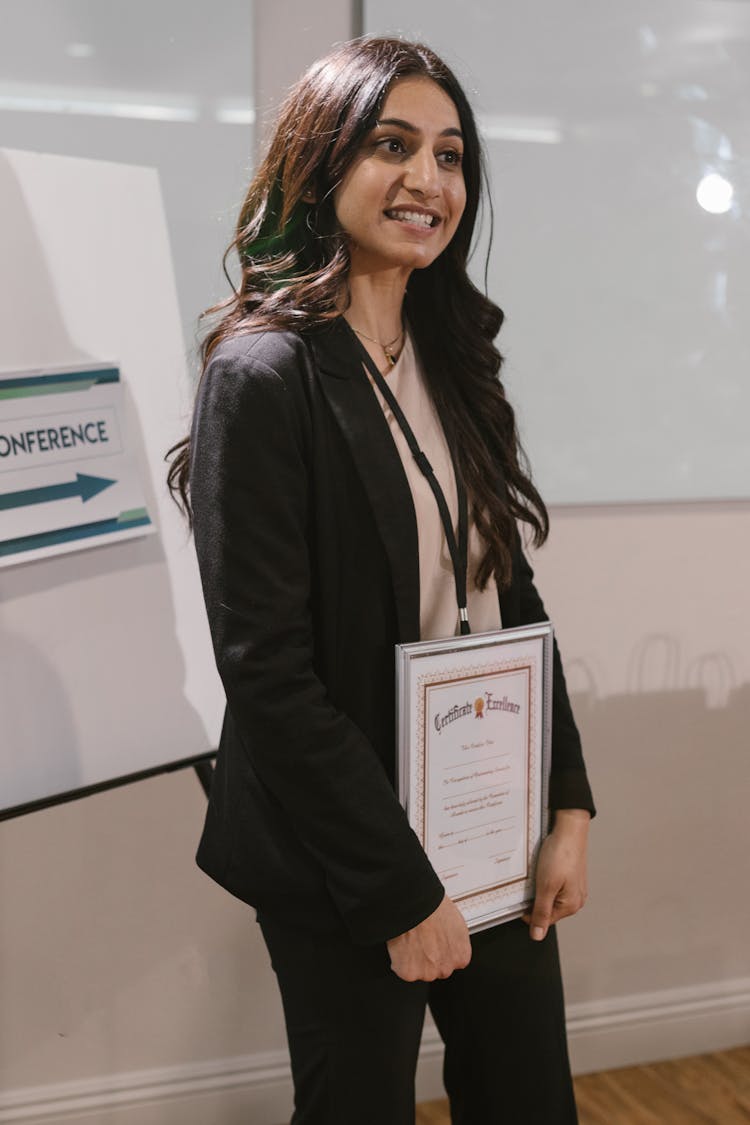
(0, 148, 223, 815)
(365, 1, 750, 504)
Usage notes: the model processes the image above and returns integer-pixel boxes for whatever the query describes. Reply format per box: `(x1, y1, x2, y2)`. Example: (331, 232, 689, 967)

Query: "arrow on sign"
(0, 473, 116, 511)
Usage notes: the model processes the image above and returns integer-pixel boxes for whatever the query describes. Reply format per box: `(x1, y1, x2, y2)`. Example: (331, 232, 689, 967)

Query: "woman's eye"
(372, 137, 463, 165)
(376, 137, 407, 156)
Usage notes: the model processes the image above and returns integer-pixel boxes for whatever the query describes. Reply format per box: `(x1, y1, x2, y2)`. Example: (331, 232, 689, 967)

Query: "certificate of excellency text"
(397, 624, 553, 933)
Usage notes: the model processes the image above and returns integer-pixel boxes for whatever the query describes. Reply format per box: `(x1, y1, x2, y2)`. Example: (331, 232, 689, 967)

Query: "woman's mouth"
(384, 209, 439, 229)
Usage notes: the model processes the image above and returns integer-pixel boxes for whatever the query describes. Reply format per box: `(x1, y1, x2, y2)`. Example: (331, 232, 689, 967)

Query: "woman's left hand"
(522, 808, 590, 941)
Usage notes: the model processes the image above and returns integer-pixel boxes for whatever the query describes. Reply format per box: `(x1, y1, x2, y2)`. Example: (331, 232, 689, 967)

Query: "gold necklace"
(350, 324, 404, 367)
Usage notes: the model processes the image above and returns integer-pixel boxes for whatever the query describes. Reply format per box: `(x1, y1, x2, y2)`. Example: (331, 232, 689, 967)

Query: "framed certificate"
(396, 623, 553, 933)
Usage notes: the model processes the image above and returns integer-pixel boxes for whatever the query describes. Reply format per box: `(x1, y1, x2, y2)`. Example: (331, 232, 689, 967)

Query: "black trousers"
(258, 913, 578, 1125)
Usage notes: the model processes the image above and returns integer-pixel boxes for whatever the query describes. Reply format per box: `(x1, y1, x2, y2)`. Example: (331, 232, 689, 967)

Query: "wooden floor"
(415, 1045, 750, 1124)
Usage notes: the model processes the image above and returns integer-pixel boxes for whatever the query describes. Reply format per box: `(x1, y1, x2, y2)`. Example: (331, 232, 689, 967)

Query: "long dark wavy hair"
(167, 36, 548, 589)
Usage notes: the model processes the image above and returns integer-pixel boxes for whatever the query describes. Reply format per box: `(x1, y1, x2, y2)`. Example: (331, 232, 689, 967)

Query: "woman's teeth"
(386, 210, 435, 228)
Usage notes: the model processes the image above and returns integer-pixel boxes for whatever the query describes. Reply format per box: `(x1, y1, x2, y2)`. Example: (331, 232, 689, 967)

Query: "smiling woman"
(334, 77, 467, 277)
(167, 35, 594, 1125)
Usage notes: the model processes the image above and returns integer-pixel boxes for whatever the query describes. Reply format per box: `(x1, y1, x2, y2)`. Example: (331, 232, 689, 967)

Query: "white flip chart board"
(0, 148, 224, 816)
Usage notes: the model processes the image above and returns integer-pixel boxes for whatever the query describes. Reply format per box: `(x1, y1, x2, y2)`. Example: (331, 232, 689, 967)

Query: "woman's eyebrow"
(375, 116, 463, 140)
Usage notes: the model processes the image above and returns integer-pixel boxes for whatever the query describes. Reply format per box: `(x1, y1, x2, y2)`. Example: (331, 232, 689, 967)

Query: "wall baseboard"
(2, 976, 748, 1123)
(565, 975, 750, 1075)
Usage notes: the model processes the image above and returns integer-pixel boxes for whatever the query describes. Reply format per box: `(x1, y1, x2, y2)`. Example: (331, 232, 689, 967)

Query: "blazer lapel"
(307, 319, 421, 644)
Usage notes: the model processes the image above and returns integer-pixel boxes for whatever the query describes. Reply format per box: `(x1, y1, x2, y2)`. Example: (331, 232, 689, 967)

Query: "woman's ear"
(302, 187, 316, 203)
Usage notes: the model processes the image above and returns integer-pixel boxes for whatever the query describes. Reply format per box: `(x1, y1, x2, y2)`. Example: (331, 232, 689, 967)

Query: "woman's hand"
(387, 894, 472, 982)
(522, 808, 590, 941)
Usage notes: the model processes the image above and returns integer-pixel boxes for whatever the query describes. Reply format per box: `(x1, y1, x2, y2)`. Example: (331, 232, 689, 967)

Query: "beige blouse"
(366, 333, 502, 642)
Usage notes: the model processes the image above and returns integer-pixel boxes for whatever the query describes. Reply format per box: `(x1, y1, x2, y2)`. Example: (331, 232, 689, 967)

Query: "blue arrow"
(0, 473, 116, 511)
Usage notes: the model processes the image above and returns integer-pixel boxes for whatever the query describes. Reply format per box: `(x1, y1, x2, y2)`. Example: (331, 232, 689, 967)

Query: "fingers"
(524, 815, 589, 941)
(394, 960, 447, 983)
(386, 896, 472, 981)
(388, 945, 461, 982)
(528, 888, 555, 941)
(523, 886, 588, 940)
(388, 948, 464, 983)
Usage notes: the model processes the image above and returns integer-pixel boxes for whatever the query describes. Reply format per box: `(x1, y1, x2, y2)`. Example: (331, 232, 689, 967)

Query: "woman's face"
(333, 76, 467, 276)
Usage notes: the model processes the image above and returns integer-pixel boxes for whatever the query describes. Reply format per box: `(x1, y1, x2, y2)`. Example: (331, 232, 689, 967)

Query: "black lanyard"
(353, 337, 471, 636)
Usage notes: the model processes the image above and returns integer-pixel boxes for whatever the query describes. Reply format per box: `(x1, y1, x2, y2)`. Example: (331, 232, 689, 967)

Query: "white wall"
(534, 502, 750, 1071)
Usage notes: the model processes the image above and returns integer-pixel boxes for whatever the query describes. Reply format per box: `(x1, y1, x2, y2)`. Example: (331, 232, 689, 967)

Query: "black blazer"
(190, 318, 594, 946)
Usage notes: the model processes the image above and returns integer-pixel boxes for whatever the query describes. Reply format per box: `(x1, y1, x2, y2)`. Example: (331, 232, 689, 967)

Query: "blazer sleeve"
(189, 339, 445, 945)
(516, 546, 596, 816)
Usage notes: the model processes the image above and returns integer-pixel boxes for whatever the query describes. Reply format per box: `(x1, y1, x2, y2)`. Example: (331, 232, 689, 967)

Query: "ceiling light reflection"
(65, 43, 95, 59)
(215, 103, 255, 126)
(478, 115, 561, 144)
(638, 25, 659, 52)
(0, 85, 254, 126)
(0, 85, 198, 122)
(696, 173, 734, 214)
(678, 84, 708, 102)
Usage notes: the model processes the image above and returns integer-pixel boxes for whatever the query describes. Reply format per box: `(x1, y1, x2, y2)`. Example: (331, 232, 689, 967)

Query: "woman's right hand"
(386, 895, 472, 982)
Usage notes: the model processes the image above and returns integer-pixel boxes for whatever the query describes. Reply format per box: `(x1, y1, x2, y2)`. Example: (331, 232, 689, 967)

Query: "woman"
(169, 36, 594, 1125)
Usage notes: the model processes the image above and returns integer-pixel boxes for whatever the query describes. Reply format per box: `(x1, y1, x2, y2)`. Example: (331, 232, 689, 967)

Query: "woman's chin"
(350, 244, 444, 276)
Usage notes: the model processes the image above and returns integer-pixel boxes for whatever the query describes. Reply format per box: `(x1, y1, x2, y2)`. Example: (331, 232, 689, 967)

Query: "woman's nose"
(403, 148, 440, 198)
